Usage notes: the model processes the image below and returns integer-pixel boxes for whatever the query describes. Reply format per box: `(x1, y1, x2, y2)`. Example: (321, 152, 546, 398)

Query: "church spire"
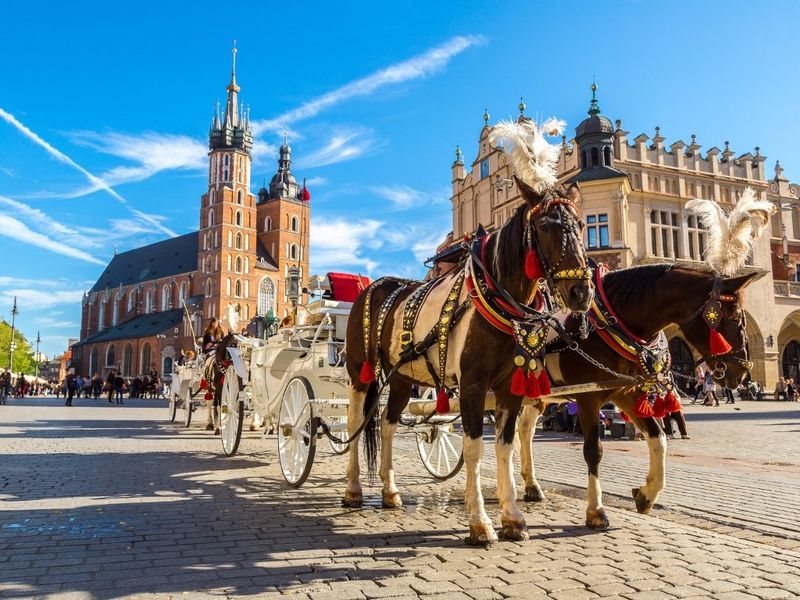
(224, 41, 240, 128)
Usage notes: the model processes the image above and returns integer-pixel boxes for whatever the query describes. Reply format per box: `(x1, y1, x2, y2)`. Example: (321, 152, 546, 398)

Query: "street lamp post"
(8, 296, 18, 374)
(35, 331, 41, 381)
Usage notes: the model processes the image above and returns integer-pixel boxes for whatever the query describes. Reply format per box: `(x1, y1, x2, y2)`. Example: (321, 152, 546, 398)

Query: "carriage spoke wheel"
(219, 365, 244, 457)
(278, 377, 316, 487)
(417, 422, 464, 480)
(183, 388, 193, 428)
(327, 416, 349, 455)
(168, 392, 177, 423)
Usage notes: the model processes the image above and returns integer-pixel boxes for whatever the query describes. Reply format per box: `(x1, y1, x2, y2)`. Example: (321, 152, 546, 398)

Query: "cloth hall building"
(71, 51, 311, 380)
(449, 88, 800, 390)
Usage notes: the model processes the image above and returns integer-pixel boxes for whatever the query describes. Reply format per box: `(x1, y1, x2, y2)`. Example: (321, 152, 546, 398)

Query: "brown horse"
(344, 179, 593, 545)
(518, 263, 756, 529)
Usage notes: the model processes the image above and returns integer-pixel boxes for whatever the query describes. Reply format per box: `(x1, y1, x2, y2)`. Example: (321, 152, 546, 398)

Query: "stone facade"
(450, 89, 800, 389)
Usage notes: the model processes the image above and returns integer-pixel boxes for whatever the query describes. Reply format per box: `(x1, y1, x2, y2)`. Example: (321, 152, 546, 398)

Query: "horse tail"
(363, 380, 380, 480)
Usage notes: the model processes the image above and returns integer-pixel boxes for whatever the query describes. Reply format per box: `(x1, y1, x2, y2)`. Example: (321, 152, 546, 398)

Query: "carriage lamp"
(286, 266, 302, 302)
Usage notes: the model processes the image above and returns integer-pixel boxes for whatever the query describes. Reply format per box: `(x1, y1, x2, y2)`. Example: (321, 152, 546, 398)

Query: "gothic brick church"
(71, 49, 311, 380)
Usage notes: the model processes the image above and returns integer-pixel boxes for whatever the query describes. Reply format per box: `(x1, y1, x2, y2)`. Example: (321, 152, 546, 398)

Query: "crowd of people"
(59, 366, 166, 407)
(0, 371, 57, 403)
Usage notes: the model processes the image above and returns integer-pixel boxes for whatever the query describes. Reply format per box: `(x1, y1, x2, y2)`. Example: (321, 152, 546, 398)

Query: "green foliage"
(0, 320, 35, 375)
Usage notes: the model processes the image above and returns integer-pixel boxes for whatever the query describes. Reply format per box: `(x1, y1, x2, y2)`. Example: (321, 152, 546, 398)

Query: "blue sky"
(1, 0, 798, 359)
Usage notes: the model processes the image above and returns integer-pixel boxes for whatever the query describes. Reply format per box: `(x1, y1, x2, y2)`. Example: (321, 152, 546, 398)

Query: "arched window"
(207, 209, 215, 228)
(257, 278, 275, 316)
(235, 232, 242, 250)
(668, 338, 695, 393)
(163, 356, 173, 376)
(209, 189, 215, 205)
(235, 210, 243, 227)
(123, 344, 133, 376)
(234, 279, 242, 298)
(112, 295, 119, 326)
(144, 289, 154, 313)
(245, 234, 250, 251)
(782, 341, 800, 380)
(226, 278, 231, 296)
(235, 256, 243, 273)
(244, 304, 249, 320)
(237, 189, 243, 204)
(245, 257, 249, 273)
(227, 231, 232, 248)
(89, 347, 99, 376)
(204, 278, 212, 298)
(604, 146, 612, 166)
(289, 244, 298, 260)
(106, 344, 115, 368)
(227, 254, 232, 270)
(179, 282, 187, 307)
(98, 301, 106, 330)
(291, 215, 299, 232)
(161, 285, 170, 311)
(127, 291, 134, 312)
(590, 147, 599, 166)
(223, 154, 229, 181)
(264, 216, 272, 232)
(141, 342, 151, 375)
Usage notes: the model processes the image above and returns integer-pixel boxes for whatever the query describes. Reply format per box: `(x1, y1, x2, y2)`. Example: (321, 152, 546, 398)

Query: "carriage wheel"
(417, 422, 464, 480)
(327, 416, 349, 455)
(219, 365, 244, 457)
(168, 392, 178, 423)
(278, 377, 317, 487)
(183, 388, 193, 428)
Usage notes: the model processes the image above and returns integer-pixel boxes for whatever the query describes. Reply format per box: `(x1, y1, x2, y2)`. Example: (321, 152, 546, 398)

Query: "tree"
(0, 320, 35, 375)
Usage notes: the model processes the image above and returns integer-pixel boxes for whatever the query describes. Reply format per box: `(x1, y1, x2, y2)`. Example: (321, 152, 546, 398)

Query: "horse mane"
(489, 202, 528, 282)
(602, 263, 713, 315)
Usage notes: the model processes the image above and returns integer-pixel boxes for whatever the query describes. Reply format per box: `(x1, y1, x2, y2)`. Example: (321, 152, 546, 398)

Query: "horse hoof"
(341, 492, 363, 508)
(249, 423, 257, 432)
(205, 424, 214, 431)
(586, 508, 610, 530)
(632, 487, 654, 514)
(381, 491, 403, 509)
(499, 520, 529, 541)
(465, 523, 498, 547)
(523, 485, 546, 502)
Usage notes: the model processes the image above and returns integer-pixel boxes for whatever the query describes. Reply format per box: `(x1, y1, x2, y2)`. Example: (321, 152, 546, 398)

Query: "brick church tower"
(198, 44, 259, 329)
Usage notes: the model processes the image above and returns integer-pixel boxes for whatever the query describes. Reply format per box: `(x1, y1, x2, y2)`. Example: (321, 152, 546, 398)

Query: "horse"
(344, 174, 594, 545)
(517, 263, 756, 530)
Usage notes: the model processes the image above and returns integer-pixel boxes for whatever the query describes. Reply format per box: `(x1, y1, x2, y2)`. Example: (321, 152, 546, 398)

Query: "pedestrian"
(75, 375, 84, 398)
(92, 372, 102, 399)
(692, 368, 704, 404)
(774, 377, 787, 401)
(65, 370, 77, 406)
(0, 370, 9, 405)
(787, 378, 798, 402)
(662, 409, 690, 439)
(114, 373, 125, 405)
(566, 400, 579, 434)
(106, 371, 116, 404)
(703, 370, 719, 406)
(723, 386, 735, 404)
(83, 376, 92, 398)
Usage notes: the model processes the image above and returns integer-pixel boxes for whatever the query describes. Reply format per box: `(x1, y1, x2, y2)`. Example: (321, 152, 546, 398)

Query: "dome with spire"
(575, 82, 614, 138)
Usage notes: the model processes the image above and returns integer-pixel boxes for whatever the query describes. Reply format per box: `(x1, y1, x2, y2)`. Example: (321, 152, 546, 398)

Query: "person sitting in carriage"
(202, 317, 223, 356)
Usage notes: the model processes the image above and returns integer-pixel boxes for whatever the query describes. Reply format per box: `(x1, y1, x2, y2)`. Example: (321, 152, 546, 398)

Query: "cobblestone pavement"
(1, 397, 799, 600)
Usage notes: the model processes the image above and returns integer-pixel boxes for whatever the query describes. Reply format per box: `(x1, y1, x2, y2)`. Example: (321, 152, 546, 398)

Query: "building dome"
(575, 114, 614, 138)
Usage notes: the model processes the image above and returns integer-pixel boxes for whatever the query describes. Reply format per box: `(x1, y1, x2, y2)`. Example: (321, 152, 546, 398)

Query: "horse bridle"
(683, 275, 752, 380)
(527, 196, 592, 288)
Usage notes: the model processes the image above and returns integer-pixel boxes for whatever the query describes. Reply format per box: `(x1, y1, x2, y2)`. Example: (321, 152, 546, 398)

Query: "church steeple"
(210, 43, 252, 153)
(224, 42, 240, 128)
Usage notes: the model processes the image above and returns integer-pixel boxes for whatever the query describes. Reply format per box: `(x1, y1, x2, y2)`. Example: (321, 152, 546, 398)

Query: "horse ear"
(722, 271, 759, 293)
(514, 176, 544, 206)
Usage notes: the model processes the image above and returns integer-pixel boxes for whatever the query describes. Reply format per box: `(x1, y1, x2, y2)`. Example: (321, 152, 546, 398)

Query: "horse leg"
(343, 383, 367, 507)
(625, 410, 666, 514)
(461, 381, 497, 546)
(205, 400, 214, 431)
(579, 399, 609, 529)
(380, 380, 411, 508)
(493, 401, 528, 541)
(518, 403, 546, 502)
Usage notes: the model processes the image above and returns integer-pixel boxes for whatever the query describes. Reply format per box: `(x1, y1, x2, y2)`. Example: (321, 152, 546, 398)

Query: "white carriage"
(218, 273, 465, 486)
(168, 352, 207, 427)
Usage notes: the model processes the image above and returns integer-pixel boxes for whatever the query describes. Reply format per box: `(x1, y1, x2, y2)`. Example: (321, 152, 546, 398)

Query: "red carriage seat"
(327, 272, 370, 302)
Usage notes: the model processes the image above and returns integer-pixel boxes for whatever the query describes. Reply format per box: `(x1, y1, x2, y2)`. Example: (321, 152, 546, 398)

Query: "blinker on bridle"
(525, 196, 592, 283)
(692, 277, 752, 375)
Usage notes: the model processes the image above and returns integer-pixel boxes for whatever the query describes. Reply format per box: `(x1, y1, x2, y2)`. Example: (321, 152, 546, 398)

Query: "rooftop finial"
(455, 144, 463, 164)
(483, 108, 490, 125)
(518, 97, 526, 115)
(588, 78, 600, 116)
(283, 130, 288, 146)
(231, 40, 237, 84)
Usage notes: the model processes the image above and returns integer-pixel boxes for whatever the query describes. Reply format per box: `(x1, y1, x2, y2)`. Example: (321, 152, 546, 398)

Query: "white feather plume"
(685, 187, 776, 276)
(488, 117, 566, 193)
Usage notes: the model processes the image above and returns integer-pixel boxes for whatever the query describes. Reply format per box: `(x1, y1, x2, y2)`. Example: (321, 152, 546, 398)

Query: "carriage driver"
(202, 317, 224, 356)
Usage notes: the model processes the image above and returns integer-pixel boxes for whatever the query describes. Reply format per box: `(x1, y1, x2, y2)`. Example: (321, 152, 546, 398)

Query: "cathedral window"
(234, 279, 242, 298)
(237, 189, 243, 204)
(289, 244, 298, 260)
(207, 209, 215, 228)
(141, 343, 151, 375)
(205, 278, 212, 298)
(161, 285, 170, 311)
(264, 216, 272, 232)
(144, 289, 154, 313)
(209, 189, 215, 205)
(235, 232, 242, 250)
(257, 277, 275, 316)
(235, 256, 243, 273)
(106, 345, 115, 368)
(235, 210, 243, 227)
(226, 278, 231, 296)
(98, 302, 106, 331)
(123, 344, 132, 377)
(179, 283, 186, 307)
(291, 215, 299, 232)
(127, 291, 134, 313)
(112, 294, 119, 326)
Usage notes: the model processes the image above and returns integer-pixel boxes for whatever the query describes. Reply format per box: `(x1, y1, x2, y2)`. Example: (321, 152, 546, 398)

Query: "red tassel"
(436, 388, 450, 413)
(621, 411, 631, 422)
(359, 361, 375, 384)
(633, 392, 654, 418)
(537, 369, 551, 396)
(652, 394, 667, 418)
(204, 392, 213, 401)
(199, 379, 208, 390)
(526, 371, 541, 398)
(664, 389, 681, 413)
(709, 328, 733, 356)
(510, 367, 527, 396)
(525, 249, 544, 280)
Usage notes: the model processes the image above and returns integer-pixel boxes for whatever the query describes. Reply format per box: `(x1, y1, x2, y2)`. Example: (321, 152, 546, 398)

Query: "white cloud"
(304, 176, 328, 187)
(296, 127, 377, 169)
(0, 214, 104, 265)
(0, 287, 85, 310)
(253, 35, 486, 133)
(369, 184, 451, 211)
(1, 166, 15, 177)
(34, 316, 80, 329)
(412, 232, 449, 264)
(311, 217, 384, 274)
(0, 108, 176, 237)
(0, 194, 104, 250)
